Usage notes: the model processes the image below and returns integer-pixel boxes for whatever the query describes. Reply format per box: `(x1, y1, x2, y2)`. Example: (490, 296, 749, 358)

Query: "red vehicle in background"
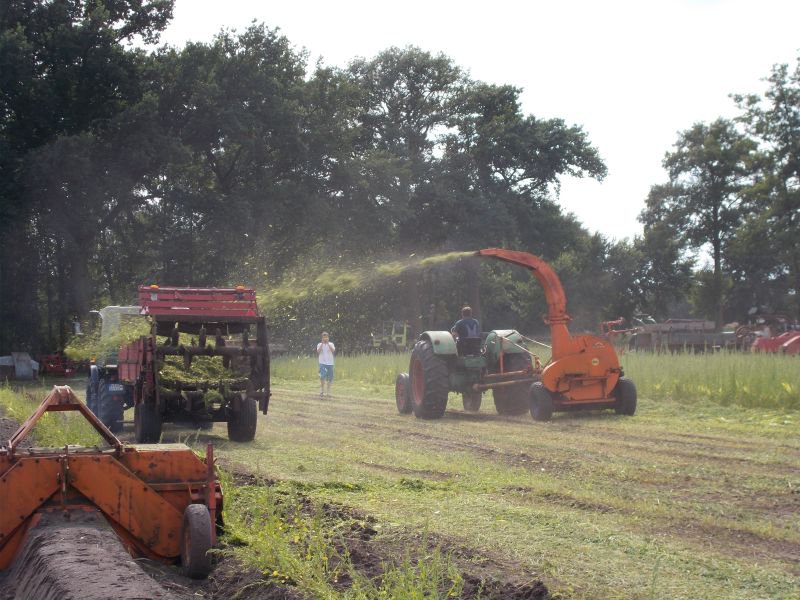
(38, 353, 77, 377)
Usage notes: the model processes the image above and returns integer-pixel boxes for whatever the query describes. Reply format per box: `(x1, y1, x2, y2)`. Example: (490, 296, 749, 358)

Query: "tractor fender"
(418, 331, 458, 356)
(484, 330, 527, 354)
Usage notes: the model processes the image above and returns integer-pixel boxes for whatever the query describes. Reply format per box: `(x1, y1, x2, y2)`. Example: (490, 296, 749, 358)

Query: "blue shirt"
(452, 318, 480, 338)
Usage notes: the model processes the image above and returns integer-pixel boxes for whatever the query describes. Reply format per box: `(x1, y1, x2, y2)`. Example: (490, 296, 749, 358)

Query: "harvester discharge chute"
(0, 386, 222, 581)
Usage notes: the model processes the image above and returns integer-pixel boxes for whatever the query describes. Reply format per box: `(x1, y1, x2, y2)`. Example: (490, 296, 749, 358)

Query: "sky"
(159, 0, 800, 242)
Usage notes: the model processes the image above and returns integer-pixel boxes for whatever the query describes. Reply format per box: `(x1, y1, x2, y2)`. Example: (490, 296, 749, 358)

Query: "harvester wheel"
(529, 382, 554, 422)
(614, 377, 637, 416)
(97, 380, 124, 433)
(134, 399, 162, 443)
(462, 390, 482, 412)
(395, 372, 412, 414)
(181, 504, 213, 579)
(409, 340, 449, 419)
(228, 396, 257, 442)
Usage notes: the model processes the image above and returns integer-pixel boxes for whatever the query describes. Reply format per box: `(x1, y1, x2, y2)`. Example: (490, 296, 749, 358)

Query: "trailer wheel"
(409, 340, 449, 419)
(228, 396, 257, 442)
(529, 382, 554, 422)
(463, 390, 482, 412)
(614, 377, 637, 416)
(181, 504, 213, 579)
(395, 372, 412, 414)
(134, 399, 162, 443)
(97, 380, 124, 433)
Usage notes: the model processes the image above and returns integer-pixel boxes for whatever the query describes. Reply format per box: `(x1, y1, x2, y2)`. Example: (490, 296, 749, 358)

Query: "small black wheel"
(409, 340, 449, 419)
(181, 504, 213, 579)
(134, 398, 162, 443)
(462, 389, 482, 412)
(228, 396, 257, 442)
(97, 380, 124, 433)
(395, 372, 412, 414)
(614, 377, 637, 416)
(529, 382, 554, 422)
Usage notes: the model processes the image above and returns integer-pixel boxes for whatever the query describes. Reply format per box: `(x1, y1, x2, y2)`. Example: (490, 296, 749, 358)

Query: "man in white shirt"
(316, 332, 335, 398)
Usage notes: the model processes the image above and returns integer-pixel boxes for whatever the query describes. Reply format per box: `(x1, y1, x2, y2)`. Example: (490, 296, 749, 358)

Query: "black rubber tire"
(85, 382, 97, 415)
(492, 353, 531, 415)
(227, 396, 257, 442)
(614, 377, 637, 416)
(395, 372, 412, 414)
(97, 380, 124, 433)
(409, 340, 449, 419)
(529, 382, 554, 422)
(181, 504, 213, 579)
(462, 390, 482, 412)
(134, 398, 162, 443)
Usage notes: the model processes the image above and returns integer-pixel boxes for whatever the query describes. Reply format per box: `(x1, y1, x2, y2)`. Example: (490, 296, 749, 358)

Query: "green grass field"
(2, 351, 799, 599)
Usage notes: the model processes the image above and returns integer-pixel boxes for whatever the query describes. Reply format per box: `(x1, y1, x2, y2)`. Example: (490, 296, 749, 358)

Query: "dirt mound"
(0, 512, 176, 600)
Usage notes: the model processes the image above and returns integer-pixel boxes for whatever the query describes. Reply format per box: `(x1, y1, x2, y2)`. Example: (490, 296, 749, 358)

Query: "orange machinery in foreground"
(0, 386, 221, 579)
(477, 248, 637, 417)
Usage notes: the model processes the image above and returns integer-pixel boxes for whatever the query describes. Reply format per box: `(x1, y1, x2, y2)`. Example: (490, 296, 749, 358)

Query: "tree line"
(1, 1, 798, 355)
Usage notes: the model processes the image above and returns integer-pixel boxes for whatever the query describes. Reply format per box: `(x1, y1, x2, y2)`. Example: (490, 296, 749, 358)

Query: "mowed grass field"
(3, 351, 799, 599)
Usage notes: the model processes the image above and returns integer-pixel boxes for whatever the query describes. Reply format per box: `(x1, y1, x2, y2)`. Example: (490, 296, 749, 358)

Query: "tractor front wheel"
(614, 377, 637, 416)
(181, 504, 213, 579)
(395, 373, 412, 414)
(228, 396, 258, 442)
(97, 380, 124, 433)
(462, 389, 482, 412)
(409, 340, 449, 419)
(529, 382, 554, 422)
(134, 398, 162, 443)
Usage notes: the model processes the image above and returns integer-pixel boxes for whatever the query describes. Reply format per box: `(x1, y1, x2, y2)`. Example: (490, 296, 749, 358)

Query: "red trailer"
(88, 286, 271, 443)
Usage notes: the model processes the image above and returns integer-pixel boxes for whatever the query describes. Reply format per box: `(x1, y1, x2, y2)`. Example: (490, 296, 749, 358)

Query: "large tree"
(734, 57, 800, 318)
(640, 119, 756, 326)
(0, 0, 174, 352)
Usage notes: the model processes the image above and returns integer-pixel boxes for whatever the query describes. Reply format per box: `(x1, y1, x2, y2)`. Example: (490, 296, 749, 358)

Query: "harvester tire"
(181, 504, 213, 579)
(97, 380, 124, 433)
(86, 382, 97, 415)
(134, 399, 162, 443)
(462, 390, 482, 412)
(614, 377, 637, 416)
(228, 396, 257, 442)
(395, 372, 412, 414)
(529, 382, 554, 422)
(409, 340, 449, 419)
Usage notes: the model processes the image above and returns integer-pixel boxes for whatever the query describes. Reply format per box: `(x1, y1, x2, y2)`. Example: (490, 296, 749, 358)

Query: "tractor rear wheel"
(181, 504, 213, 579)
(529, 382, 554, 422)
(409, 340, 449, 419)
(228, 396, 258, 442)
(614, 377, 637, 415)
(492, 353, 531, 415)
(395, 372, 412, 414)
(134, 398, 162, 443)
(97, 380, 124, 433)
(493, 386, 529, 415)
(462, 389, 482, 412)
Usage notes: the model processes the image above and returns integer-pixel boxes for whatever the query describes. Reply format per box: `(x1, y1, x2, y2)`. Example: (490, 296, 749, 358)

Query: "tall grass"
(621, 351, 800, 410)
(272, 349, 800, 410)
(0, 385, 101, 446)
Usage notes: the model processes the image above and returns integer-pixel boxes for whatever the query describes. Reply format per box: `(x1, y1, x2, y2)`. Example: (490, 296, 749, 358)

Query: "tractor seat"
(457, 337, 482, 356)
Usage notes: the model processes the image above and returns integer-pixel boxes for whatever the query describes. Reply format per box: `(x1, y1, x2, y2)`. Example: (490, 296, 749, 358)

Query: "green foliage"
(222, 481, 464, 599)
